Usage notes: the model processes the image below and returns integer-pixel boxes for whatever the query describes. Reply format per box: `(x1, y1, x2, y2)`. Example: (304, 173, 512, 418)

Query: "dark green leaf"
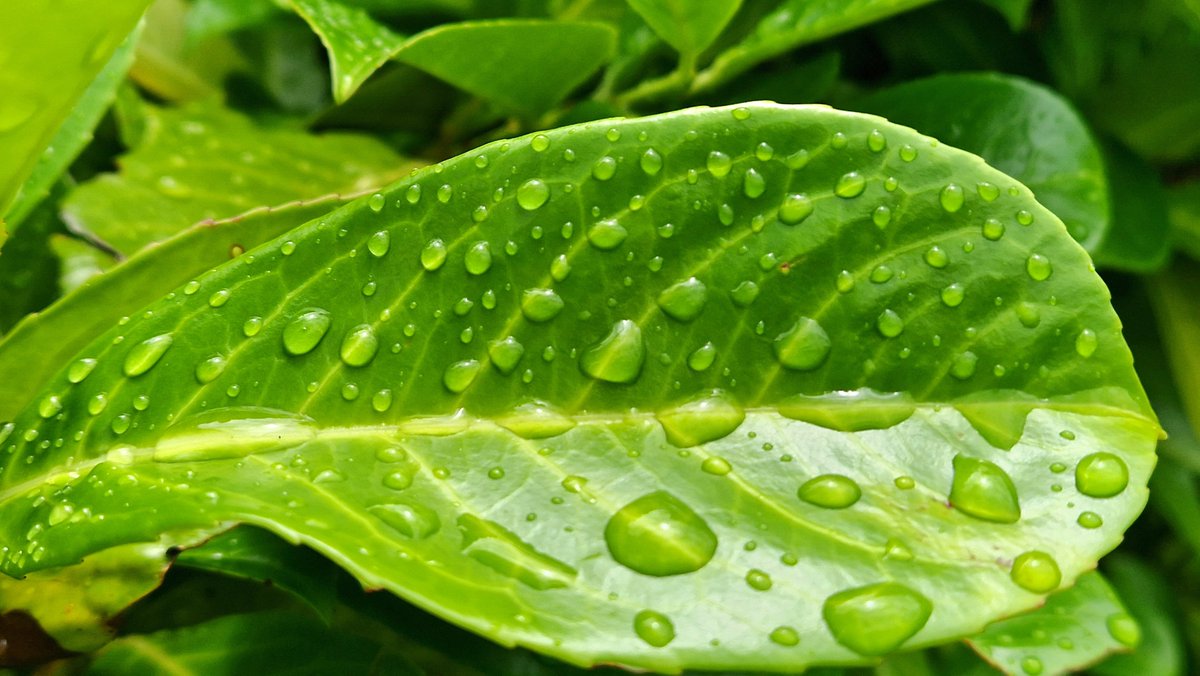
(0, 103, 1158, 671)
(1090, 141, 1171, 273)
(287, 0, 407, 103)
(968, 571, 1137, 675)
(1169, 180, 1200, 262)
(1147, 261, 1200, 439)
(395, 19, 618, 115)
(1094, 554, 1188, 676)
(857, 73, 1109, 253)
(975, 0, 1035, 29)
(626, 0, 743, 60)
(0, 197, 64, 334)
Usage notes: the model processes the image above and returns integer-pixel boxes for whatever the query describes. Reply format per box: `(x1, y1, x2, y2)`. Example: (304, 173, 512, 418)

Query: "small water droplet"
(1075, 329, 1098, 357)
(38, 395, 62, 419)
(939, 183, 965, 212)
(488, 336, 525, 374)
(1016, 302, 1041, 328)
(877, 309, 904, 338)
(606, 491, 716, 576)
(756, 142, 775, 161)
(340, 324, 379, 367)
(341, 383, 359, 401)
(517, 179, 550, 210)
(1107, 613, 1140, 647)
(368, 193, 385, 213)
(730, 280, 759, 306)
(1017, 209, 1034, 225)
(195, 355, 227, 384)
(123, 334, 173, 377)
(707, 151, 732, 177)
(640, 148, 663, 175)
(443, 359, 482, 393)
(593, 156, 617, 181)
(870, 265, 893, 283)
(823, 583, 932, 656)
(1026, 254, 1052, 281)
(950, 454, 1021, 523)
(656, 390, 744, 447)
(581, 320, 644, 383)
(437, 184, 453, 203)
(924, 246, 949, 268)
(835, 172, 866, 198)
(372, 389, 393, 412)
(520, 288, 564, 322)
(743, 168, 766, 198)
(465, 241, 492, 275)
(745, 568, 773, 590)
(1011, 550, 1061, 593)
(941, 283, 965, 307)
(68, 358, 98, 383)
(868, 129, 887, 152)
(657, 277, 707, 321)
(798, 474, 862, 508)
(88, 393, 108, 415)
(773, 317, 831, 370)
(587, 219, 627, 250)
(951, 351, 978, 379)
(421, 239, 447, 271)
(770, 626, 800, 647)
(282, 310, 331, 356)
(496, 399, 576, 439)
(368, 230, 391, 257)
(208, 289, 231, 308)
(1075, 452, 1129, 498)
(1021, 656, 1044, 675)
(405, 184, 421, 204)
(899, 144, 917, 162)
(531, 134, 550, 152)
(1077, 511, 1103, 528)
(688, 342, 717, 371)
(701, 456, 732, 476)
(633, 609, 675, 648)
(370, 502, 440, 539)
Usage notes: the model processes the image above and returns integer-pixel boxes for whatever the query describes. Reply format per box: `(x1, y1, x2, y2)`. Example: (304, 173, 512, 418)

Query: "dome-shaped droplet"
(640, 148, 663, 175)
(1077, 511, 1103, 528)
(746, 568, 773, 591)
(208, 289, 230, 307)
(798, 474, 862, 509)
(835, 172, 866, 198)
(38, 395, 62, 419)
(372, 389, 393, 412)
(587, 219, 628, 250)
(743, 168, 766, 198)
(465, 241, 492, 275)
(1026, 254, 1052, 281)
(773, 317, 831, 370)
(520, 288, 564, 322)
(823, 582, 932, 656)
(592, 156, 617, 181)
(443, 359, 482, 393)
(243, 316, 263, 336)
(367, 230, 390, 257)
(421, 239, 447, 271)
(1016, 302, 1041, 328)
(1075, 452, 1129, 498)
(924, 246, 949, 268)
(873, 205, 892, 228)
(68, 358, 98, 383)
(517, 179, 550, 210)
(769, 626, 800, 647)
(977, 181, 1000, 201)
(368, 192, 385, 213)
(195, 355, 227, 384)
(405, 184, 421, 204)
(633, 609, 675, 648)
(730, 280, 759, 306)
(496, 399, 576, 439)
(605, 491, 717, 576)
(340, 324, 379, 367)
(657, 277, 707, 322)
(688, 342, 717, 371)
(656, 390, 744, 447)
(939, 183, 965, 212)
(1011, 550, 1061, 593)
(488, 336, 524, 374)
(581, 320, 644, 383)
(707, 151, 732, 177)
(876, 309, 904, 338)
(1106, 613, 1141, 647)
(701, 456, 732, 476)
(124, 334, 174, 377)
(941, 283, 965, 307)
(779, 193, 814, 225)
(868, 129, 887, 152)
(531, 133, 550, 152)
(1075, 329, 1098, 358)
(370, 502, 440, 539)
(282, 310, 331, 356)
(950, 351, 978, 380)
(982, 218, 1005, 240)
(437, 184, 452, 203)
(950, 454, 1021, 523)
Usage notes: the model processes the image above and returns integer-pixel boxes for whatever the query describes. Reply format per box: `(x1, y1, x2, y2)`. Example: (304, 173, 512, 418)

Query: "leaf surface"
(0, 103, 1158, 672)
(626, 0, 743, 60)
(395, 19, 618, 115)
(1090, 141, 1170, 274)
(858, 73, 1109, 254)
(1169, 180, 1200, 262)
(967, 571, 1136, 675)
(287, 0, 406, 103)
(1094, 555, 1188, 676)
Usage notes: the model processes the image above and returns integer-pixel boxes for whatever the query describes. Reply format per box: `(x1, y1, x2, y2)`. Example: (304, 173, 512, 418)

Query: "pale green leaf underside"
(0, 103, 1156, 672)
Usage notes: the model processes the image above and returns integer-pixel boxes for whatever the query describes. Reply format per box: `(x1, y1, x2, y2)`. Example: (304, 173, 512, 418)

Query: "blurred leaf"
(129, 0, 246, 103)
(708, 50, 841, 105)
(857, 72, 1109, 253)
(1094, 554, 1187, 676)
(186, 0, 281, 44)
(1147, 261, 1200, 439)
(0, 193, 357, 421)
(51, 236, 115, 295)
(175, 526, 340, 621)
(4, 28, 139, 230)
(80, 610, 419, 675)
(0, 196, 64, 334)
(0, 0, 149, 216)
(1169, 180, 1200, 261)
(975, 0, 1035, 29)
(62, 103, 416, 256)
(968, 571, 1137, 675)
(869, 3, 1038, 81)
(287, 0, 407, 103)
(1151, 463, 1200, 561)
(395, 19, 618, 115)
(626, 0, 743, 60)
(1090, 141, 1171, 273)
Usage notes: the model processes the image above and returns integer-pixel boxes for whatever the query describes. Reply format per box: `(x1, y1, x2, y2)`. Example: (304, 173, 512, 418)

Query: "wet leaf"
(0, 103, 1158, 672)
(286, 0, 406, 103)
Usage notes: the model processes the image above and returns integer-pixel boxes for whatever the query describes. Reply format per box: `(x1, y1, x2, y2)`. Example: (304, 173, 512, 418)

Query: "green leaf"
(395, 19, 618, 115)
(0, 196, 64, 335)
(62, 103, 417, 257)
(857, 72, 1109, 253)
(975, 0, 1035, 29)
(1094, 554, 1188, 676)
(286, 0, 406, 103)
(968, 571, 1137, 675)
(1090, 141, 1171, 274)
(626, 0, 743, 60)
(0, 0, 149, 216)
(80, 610, 419, 675)
(127, 0, 244, 104)
(1169, 180, 1200, 262)
(175, 525, 340, 621)
(1147, 261, 1200, 439)
(0, 194, 357, 422)
(0, 103, 1158, 671)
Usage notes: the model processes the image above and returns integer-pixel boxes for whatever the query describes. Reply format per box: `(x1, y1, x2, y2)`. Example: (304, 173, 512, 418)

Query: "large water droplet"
(488, 336, 524, 374)
(688, 342, 717, 371)
(459, 514, 576, 590)
(443, 360, 482, 393)
(370, 502, 440, 539)
(283, 310, 332, 356)
(1075, 452, 1129, 498)
(421, 239, 447, 271)
(773, 317, 831, 370)
(950, 454, 1021, 523)
(939, 183, 965, 212)
(587, 219, 627, 250)
(876, 309, 904, 338)
(1075, 329, 1098, 358)
(640, 148, 663, 175)
(835, 172, 866, 198)
(38, 395, 62, 419)
(743, 168, 766, 198)
(657, 277, 707, 322)
(707, 151, 732, 177)
(581, 320, 644, 383)
(68, 358, 98, 383)
(1011, 550, 1061, 593)
(340, 324, 379, 367)
(798, 474, 862, 509)
(1026, 254, 1052, 281)
(465, 241, 493, 275)
(780, 389, 916, 431)
(496, 400, 576, 438)
(633, 610, 675, 648)
(656, 390, 744, 447)
(368, 230, 390, 257)
(1106, 613, 1141, 647)
(823, 582, 932, 656)
(154, 408, 316, 462)
(779, 193, 813, 224)
(123, 334, 173, 377)
(517, 179, 550, 210)
(605, 491, 717, 576)
(770, 626, 800, 647)
(592, 156, 617, 181)
(195, 355, 227, 384)
(520, 288, 564, 322)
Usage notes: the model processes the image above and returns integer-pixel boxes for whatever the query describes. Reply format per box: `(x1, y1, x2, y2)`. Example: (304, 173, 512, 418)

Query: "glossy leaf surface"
(0, 103, 1157, 671)
(968, 571, 1137, 675)
(287, 0, 406, 103)
(858, 73, 1109, 253)
(626, 0, 742, 60)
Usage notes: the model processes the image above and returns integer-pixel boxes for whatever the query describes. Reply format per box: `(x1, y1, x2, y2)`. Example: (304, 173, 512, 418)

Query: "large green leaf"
(0, 104, 1157, 672)
(0, 0, 149, 217)
(626, 0, 743, 61)
(1090, 141, 1171, 274)
(967, 571, 1137, 675)
(857, 73, 1109, 254)
(286, 0, 406, 103)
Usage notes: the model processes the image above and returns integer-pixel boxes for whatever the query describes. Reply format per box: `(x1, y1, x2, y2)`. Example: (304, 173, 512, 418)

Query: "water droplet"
(282, 310, 331, 356)
(488, 336, 525, 374)
(606, 491, 717, 576)
(488, 466, 505, 480)
(340, 324, 379, 367)
(496, 400, 576, 438)
(977, 181, 1000, 201)
(939, 183, 965, 212)
(1011, 550, 1061, 593)
(656, 390, 744, 447)
(1107, 613, 1140, 647)
(831, 132, 848, 149)
(405, 184, 421, 204)
(746, 568, 773, 591)
(1075, 329, 1098, 358)
(443, 360, 482, 393)
(153, 408, 316, 462)
(1077, 511, 1103, 528)
(368, 230, 390, 257)
(1021, 657, 1044, 675)
(633, 609, 675, 648)
(242, 316, 263, 337)
(517, 179, 549, 210)
(1075, 452, 1129, 498)
(640, 148, 663, 175)
(593, 156, 617, 181)
(437, 184, 452, 203)
(421, 239, 447, 271)
(1026, 254, 1052, 281)
(823, 582, 932, 656)
(520, 288, 564, 322)
(950, 351, 978, 379)
(372, 389, 393, 412)
(877, 309, 904, 338)
(38, 395, 62, 419)
(950, 454, 1021, 523)
(798, 474, 862, 509)
(464, 241, 492, 275)
(1016, 302, 1041, 328)
(770, 626, 800, 647)
(123, 334, 173, 377)
(981, 218, 1006, 241)
(701, 456, 732, 476)
(872, 205, 892, 228)
(743, 168, 766, 198)
(68, 358, 97, 383)
(924, 246, 949, 268)
(895, 476, 916, 490)
(688, 342, 717, 371)
(835, 172, 866, 198)
(531, 133, 550, 152)
(368, 193, 385, 213)
(899, 144, 918, 162)
(836, 270, 856, 293)
(868, 129, 887, 152)
(730, 280, 759, 306)
(773, 317, 831, 370)
(459, 514, 576, 589)
(707, 151, 732, 177)
(88, 393, 108, 415)
(370, 502, 439, 539)
(383, 467, 414, 490)
(208, 289, 230, 308)
(870, 265, 893, 283)
(657, 277, 707, 321)
(587, 219, 627, 250)
(1017, 209, 1034, 225)
(341, 383, 359, 401)
(756, 142, 775, 161)
(581, 320, 644, 383)
(195, 355, 227, 384)
(941, 283, 965, 307)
